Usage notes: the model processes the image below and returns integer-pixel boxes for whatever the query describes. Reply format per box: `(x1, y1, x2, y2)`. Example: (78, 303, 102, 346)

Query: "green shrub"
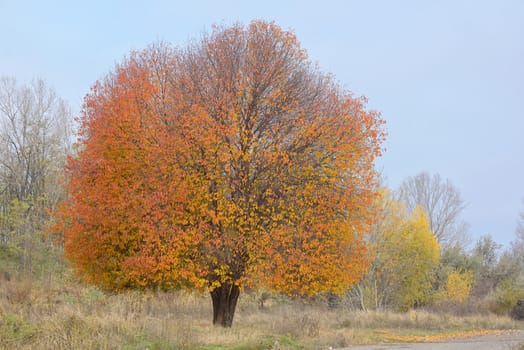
(487, 279, 524, 315)
(0, 313, 38, 346)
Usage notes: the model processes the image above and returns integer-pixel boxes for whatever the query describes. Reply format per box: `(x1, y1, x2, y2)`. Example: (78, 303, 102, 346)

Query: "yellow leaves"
(437, 270, 474, 303)
(404, 207, 440, 266)
(206, 265, 235, 291)
(361, 191, 441, 310)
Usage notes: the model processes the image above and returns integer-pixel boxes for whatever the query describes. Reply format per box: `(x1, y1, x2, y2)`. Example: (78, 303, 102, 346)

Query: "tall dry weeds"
(0, 274, 522, 349)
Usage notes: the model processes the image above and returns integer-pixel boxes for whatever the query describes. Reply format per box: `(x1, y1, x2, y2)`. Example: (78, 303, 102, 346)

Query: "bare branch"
(397, 172, 469, 247)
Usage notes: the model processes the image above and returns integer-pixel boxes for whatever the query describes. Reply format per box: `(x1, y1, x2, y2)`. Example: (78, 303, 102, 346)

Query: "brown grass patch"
(0, 274, 522, 349)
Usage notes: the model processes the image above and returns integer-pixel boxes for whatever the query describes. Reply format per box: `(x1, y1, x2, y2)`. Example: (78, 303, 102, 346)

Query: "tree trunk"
(210, 283, 240, 327)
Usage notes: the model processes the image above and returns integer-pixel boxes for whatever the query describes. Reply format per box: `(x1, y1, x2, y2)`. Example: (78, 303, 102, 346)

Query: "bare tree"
(397, 172, 469, 247)
(516, 202, 524, 241)
(511, 200, 524, 269)
(470, 234, 501, 296)
(0, 76, 71, 272)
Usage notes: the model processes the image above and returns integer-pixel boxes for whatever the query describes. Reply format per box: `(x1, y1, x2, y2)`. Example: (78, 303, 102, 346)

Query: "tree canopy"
(53, 21, 385, 327)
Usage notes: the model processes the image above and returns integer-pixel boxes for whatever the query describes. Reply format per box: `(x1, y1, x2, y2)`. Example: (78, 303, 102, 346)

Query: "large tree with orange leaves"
(53, 21, 385, 327)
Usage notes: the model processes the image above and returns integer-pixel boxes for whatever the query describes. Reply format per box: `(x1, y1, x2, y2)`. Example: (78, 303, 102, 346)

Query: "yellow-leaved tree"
(353, 190, 440, 311)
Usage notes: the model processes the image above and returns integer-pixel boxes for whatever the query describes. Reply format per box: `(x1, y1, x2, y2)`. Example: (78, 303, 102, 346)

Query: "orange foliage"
(383, 329, 506, 343)
(53, 21, 385, 298)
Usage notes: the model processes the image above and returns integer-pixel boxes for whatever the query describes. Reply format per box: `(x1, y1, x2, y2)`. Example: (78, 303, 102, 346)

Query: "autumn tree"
(352, 190, 440, 311)
(397, 172, 469, 248)
(53, 22, 385, 327)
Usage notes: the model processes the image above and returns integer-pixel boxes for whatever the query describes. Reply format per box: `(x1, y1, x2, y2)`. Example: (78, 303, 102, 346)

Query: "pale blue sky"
(1, 0, 523, 246)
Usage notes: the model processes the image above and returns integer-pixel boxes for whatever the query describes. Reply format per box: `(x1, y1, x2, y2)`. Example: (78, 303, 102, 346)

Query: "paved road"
(341, 330, 524, 350)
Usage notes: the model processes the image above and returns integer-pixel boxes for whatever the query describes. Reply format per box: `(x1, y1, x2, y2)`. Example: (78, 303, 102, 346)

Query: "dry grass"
(0, 273, 522, 350)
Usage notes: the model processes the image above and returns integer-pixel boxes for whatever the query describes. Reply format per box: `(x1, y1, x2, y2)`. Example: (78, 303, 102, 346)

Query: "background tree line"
(350, 172, 524, 315)
(0, 76, 71, 278)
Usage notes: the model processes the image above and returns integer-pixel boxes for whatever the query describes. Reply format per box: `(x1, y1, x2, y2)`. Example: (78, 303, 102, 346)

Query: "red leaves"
(53, 21, 385, 296)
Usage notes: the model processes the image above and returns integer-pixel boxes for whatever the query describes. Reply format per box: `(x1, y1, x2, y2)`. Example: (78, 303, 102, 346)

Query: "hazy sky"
(1, 0, 523, 246)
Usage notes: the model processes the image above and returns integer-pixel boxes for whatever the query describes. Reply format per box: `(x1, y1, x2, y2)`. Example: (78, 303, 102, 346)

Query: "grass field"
(1, 269, 522, 350)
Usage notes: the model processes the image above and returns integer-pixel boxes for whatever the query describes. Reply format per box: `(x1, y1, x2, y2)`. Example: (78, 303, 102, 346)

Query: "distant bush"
(511, 298, 524, 320)
(0, 236, 68, 283)
(487, 279, 524, 316)
(435, 270, 474, 304)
